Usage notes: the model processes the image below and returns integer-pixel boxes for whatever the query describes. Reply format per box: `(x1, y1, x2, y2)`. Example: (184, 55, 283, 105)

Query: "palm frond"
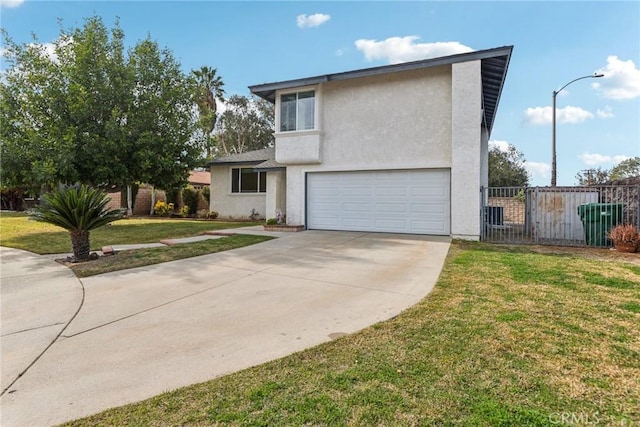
(30, 185, 125, 232)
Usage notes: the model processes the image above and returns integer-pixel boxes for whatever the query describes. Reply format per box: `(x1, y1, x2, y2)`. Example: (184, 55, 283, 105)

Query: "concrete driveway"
(0, 229, 450, 426)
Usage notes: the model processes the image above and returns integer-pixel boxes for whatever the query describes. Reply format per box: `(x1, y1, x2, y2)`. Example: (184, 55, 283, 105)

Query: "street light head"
(551, 72, 603, 186)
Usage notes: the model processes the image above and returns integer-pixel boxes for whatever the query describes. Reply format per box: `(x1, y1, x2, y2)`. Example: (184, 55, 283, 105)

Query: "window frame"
(277, 86, 318, 133)
(230, 167, 266, 194)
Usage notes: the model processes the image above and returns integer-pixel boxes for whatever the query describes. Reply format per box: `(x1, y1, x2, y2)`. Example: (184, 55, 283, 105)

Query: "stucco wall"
(209, 165, 266, 219)
(281, 65, 455, 226)
(450, 60, 482, 240)
(321, 66, 452, 169)
(265, 170, 286, 219)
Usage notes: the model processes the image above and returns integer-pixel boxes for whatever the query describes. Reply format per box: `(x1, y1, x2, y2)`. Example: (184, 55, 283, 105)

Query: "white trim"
(229, 167, 267, 194)
(275, 85, 320, 133)
(274, 129, 324, 138)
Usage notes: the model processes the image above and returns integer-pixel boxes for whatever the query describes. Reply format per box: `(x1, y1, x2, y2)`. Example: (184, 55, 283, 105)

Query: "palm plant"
(192, 66, 225, 158)
(30, 185, 125, 262)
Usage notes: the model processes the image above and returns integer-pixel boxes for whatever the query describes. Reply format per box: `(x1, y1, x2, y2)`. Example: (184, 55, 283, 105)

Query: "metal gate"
(481, 185, 640, 246)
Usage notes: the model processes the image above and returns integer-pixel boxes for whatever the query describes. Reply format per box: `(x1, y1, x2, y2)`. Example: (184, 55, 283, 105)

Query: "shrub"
(165, 187, 180, 206)
(266, 218, 278, 225)
(30, 184, 124, 261)
(182, 186, 199, 217)
(249, 208, 260, 221)
(154, 200, 174, 217)
(201, 186, 210, 205)
(608, 224, 640, 244)
(178, 205, 190, 218)
(196, 209, 218, 219)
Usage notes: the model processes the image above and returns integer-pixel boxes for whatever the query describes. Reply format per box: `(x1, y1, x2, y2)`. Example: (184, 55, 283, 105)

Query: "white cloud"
(296, 13, 330, 29)
(216, 99, 227, 115)
(0, 0, 25, 8)
(524, 161, 551, 179)
(336, 48, 347, 57)
(489, 140, 510, 152)
(579, 152, 630, 166)
(592, 56, 640, 99)
(523, 106, 594, 126)
(21, 42, 59, 64)
(354, 36, 473, 64)
(596, 105, 614, 119)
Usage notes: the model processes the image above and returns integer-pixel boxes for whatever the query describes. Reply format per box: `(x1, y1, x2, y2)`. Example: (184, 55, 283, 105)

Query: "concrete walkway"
(0, 229, 450, 426)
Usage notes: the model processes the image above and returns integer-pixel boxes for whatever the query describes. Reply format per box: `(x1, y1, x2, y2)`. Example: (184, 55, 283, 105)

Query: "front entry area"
(306, 169, 451, 235)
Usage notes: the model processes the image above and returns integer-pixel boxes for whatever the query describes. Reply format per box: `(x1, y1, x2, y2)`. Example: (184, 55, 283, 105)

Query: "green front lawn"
(66, 242, 640, 426)
(0, 212, 259, 254)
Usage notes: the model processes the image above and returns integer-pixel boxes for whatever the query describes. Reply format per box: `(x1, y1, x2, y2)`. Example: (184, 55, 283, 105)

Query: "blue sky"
(1, 1, 639, 186)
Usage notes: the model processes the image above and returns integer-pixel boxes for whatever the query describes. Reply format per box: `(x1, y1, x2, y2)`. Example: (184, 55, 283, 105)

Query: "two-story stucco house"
(209, 46, 512, 240)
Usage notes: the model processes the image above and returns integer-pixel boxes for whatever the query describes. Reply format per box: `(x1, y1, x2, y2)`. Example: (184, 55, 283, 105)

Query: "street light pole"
(551, 72, 604, 187)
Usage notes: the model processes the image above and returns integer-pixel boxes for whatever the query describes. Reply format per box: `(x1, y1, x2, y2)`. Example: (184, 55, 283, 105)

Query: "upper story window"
(231, 168, 266, 193)
(280, 90, 315, 132)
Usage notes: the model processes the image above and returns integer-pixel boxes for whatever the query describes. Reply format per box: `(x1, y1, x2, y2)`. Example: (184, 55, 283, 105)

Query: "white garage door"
(307, 169, 450, 235)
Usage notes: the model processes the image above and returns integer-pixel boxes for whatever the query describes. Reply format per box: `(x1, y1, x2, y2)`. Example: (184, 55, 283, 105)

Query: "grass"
(0, 212, 260, 254)
(1, 212, 270, 277)
(65, 242, 640, 426)
(68, 234, 273, 277)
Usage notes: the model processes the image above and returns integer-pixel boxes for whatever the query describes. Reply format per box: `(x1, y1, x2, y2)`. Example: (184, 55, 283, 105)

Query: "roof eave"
(249, 45, 514, 104)
(207, 160, 265, 167)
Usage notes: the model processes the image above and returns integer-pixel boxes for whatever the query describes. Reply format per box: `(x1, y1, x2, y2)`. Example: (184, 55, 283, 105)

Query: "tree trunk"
(127, 185, 133, 216)
(150, 186, 156, 216)
(70, 230, 91, 262)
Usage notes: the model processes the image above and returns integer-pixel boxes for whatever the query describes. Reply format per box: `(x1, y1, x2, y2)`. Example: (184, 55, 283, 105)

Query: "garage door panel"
(410, 220, 447, 233)
(375, 203, 408, 214)
(307, 169, 450, 235)
(343, 188, 372, 196)
(411, 203, 447, 214)
(343, 219, 374, 228)
(375, 219, 409, 229)
(411, 187, 448, 197)
(376, 186, 408, 196)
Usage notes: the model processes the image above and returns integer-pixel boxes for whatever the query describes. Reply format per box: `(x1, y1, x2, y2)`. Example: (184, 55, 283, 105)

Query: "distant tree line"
(576, 157, 640, 185)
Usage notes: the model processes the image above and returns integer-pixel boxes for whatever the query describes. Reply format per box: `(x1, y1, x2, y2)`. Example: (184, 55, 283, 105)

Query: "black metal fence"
(481, 185, 640, 247)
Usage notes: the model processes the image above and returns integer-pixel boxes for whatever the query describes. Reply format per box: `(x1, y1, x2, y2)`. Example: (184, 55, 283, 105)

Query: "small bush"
(178, 205, 190, 218)
(266, 218, 278, 225)
(608, 224, 640, 244)
(196, 209, 218, 219)
(182, 186, 199, 217)
(249, 208, 260, 221)
(154, 200, 174, 217)
(201, 186, 210, 205)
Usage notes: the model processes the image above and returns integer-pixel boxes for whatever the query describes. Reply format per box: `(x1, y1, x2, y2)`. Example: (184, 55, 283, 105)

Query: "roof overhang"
(208, 160, 264, 167)
(249, 45, 513, 135)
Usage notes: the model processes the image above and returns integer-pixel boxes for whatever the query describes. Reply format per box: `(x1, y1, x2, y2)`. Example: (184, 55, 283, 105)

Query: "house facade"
(209, 46, 512, 238)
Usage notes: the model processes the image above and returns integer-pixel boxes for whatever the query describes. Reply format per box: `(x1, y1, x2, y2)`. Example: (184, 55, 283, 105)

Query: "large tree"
(192, 66, 225, 158)
(488, 144, 530, 187)
(575, 168, 611, 186)
(610, 157, 640, 181)
(216, 95, 274, 156)
(1, 16, 202, 202)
